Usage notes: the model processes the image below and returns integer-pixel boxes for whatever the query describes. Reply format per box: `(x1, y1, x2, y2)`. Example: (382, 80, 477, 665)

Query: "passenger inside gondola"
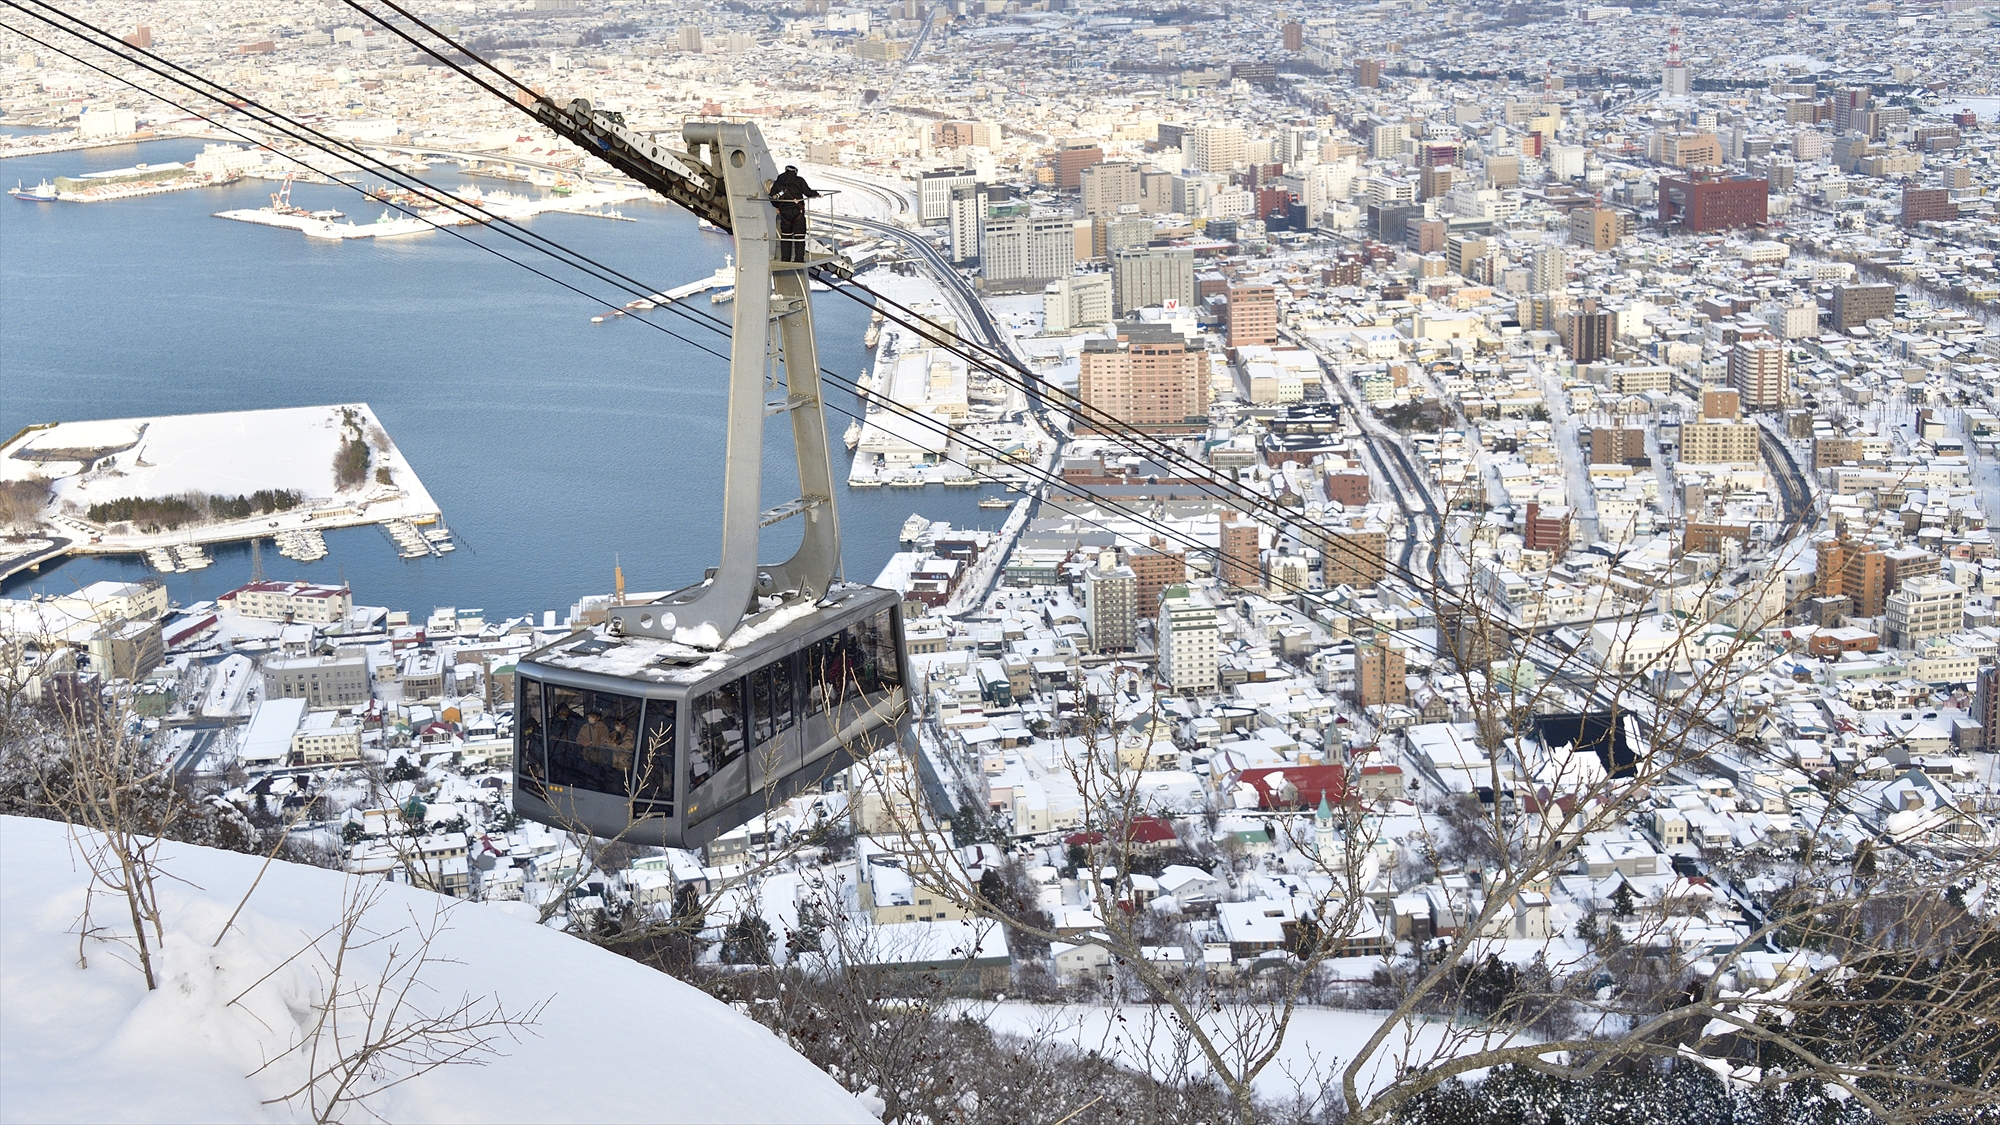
(546, 687, 642, 796)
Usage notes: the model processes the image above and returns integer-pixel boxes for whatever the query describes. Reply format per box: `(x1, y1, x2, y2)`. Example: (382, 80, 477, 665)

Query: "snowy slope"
(0, 816, 876, 1124)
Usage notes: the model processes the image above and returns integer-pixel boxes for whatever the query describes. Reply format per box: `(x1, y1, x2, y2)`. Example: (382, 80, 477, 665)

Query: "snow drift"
(0, 815, 877, 1124)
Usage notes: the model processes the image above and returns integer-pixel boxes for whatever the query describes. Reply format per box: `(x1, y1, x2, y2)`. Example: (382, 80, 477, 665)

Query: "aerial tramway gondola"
(511, 108, 909, 848)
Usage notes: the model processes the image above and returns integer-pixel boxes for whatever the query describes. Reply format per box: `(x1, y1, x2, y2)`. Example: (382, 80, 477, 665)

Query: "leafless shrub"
(246, 879, 546, 1124)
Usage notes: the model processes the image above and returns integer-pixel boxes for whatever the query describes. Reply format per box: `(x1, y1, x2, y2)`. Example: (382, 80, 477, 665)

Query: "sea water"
(1, 137, 1000, 620)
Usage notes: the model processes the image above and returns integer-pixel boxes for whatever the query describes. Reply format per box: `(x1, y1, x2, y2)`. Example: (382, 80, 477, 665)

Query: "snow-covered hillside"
(0, 816, 877, 1124)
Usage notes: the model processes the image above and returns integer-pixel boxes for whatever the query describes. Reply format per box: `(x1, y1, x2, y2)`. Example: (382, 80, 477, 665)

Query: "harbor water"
(1, 137, 1005, 619)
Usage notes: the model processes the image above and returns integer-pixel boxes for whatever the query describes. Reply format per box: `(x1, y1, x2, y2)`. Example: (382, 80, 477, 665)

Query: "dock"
(0, 404, 450, 580)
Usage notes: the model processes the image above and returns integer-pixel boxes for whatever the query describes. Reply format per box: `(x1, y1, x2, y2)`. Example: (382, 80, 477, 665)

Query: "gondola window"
(546, 685, 642, 796)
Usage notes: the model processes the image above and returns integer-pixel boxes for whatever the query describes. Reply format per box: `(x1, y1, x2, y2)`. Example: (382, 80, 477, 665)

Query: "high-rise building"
(918, 168, 977, 223)
(1419, 165, 1454, 202)
(1077, 323, 1210, 431)
(1157, 585, 1219, 693)
(1055, 141, 1103, 190)
(1977, 665, 2000, 751)
(1730, 338, 1787, 412)
(1186, 124, 1246, 173)
(1083, 551, 1138, 653)
(1530, 245, 1566, 294)
(1127, 542, 1186, 615)
(1219, 513, 1261, 587)
(1369, 121, 1408, 160)
(946, 183, 986, 263)
(1224, 284, 1278, 348)
(1831, 283, 1895, 331)
(1355, 638, 1407, 707)
(1564, 306, 1614, 363)
(676, 25, 704, 52)
(1319, 523, 1387, 589)
(979, 211, 1073, 285)
(1357, 59, 1382, 88)
(1079, 161, 1141, 217)
(1832, 87, 1870, 133)
(1658, 176, 1769, 232)
(1281, 22, 1304, 51)
(1820, 540, 1936, 620)
(1111, 246, 1195, 315)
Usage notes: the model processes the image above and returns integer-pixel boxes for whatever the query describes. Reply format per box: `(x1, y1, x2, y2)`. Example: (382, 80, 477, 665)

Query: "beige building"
(223, 580, 352, 624)
(1680, 420, 1760, 465)
(1078, 323, 1210, 430)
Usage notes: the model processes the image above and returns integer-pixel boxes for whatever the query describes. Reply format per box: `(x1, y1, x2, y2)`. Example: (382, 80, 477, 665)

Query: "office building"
(1043, 274, 1112, 334)
(980, 210, 1073, 286)
(265, 652, 371, 709)
(1112, 246, 1195, 315)
(1569, 206, 1621, 251)
(1079, 161, 1140, 217)
(918, 168, 977, 223)
(1658, 176, 1768, 232)
(1055, 141, 1103, 190)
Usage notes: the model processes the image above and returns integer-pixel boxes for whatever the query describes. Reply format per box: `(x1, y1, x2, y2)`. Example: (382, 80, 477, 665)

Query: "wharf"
(0, 405, 448, 579)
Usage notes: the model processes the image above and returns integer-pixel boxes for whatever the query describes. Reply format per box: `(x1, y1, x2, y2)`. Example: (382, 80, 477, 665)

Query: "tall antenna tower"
(1661, 11, 1690, 99)
(250, 536, 264, 583)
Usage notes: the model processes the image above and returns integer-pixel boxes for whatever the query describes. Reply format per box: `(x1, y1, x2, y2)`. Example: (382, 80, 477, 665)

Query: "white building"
(1885, 576, 1964, 651)
(1157, 584, 1218, 693)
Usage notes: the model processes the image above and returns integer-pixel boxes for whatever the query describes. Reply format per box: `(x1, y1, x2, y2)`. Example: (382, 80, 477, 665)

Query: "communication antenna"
(250, 535, 264, 583)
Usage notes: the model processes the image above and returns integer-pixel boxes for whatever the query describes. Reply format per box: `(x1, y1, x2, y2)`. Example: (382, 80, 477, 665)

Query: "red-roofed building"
(1065, 815, 1180, 854)
(1230, 765, 1348, 810)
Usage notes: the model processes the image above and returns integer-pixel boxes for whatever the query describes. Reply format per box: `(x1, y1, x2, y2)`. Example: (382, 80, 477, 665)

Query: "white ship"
(843, 420, 861, 450)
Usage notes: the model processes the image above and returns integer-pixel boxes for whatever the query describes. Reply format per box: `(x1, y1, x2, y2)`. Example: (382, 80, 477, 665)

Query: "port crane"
(507, 100, 908, 847)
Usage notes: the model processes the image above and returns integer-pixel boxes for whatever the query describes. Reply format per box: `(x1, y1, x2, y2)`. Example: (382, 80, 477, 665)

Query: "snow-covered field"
(0, 816, 878, 1124)
(1, 404, 443, 553)
(972, 1000, 1533, 1105)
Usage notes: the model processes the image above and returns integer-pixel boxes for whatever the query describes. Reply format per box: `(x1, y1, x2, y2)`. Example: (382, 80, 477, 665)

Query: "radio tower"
(1661, 13, 1690, 100)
